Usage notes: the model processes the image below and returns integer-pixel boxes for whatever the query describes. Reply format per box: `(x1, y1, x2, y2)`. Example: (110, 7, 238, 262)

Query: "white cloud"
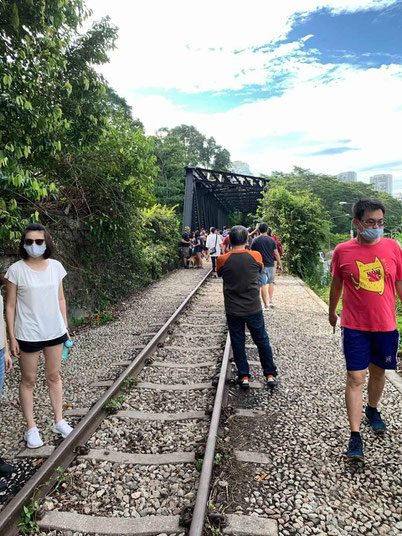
(130, 64, 402, 189)
(83, 0, 402, 190)
(85, 0, 397, 92)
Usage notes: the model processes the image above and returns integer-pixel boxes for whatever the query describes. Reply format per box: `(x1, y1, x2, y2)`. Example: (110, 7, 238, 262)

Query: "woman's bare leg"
(19, 351, 40, 429)
(44, 344, 64, 423)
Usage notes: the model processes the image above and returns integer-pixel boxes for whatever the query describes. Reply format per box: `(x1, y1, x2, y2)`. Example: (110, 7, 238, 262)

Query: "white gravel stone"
(0, 266, 217, 511)
(213, 275, 402, 536)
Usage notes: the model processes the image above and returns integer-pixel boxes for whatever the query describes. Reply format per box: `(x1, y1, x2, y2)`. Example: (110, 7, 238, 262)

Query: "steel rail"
(189, 332, 231, 535)
(0, 269, 212, 536)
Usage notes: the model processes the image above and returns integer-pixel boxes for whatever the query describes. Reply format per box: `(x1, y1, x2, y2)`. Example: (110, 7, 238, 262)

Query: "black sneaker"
(365, 405, 386, 434)
(0, 458, 14, 477)
(238, 376, 250, 389)
(266, 375, 277, 387)
(347, 434, 364, 461)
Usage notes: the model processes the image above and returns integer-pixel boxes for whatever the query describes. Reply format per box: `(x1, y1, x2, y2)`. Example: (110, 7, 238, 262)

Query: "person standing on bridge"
(217, 225, 278, 388)
(206, 227, 223, 276)
(221, 228, 231, 254)
(251, 223, 283, 309)
(329, 198, 402, 461)
(180, 226, 192, 269)
(5, 223, 73, 449)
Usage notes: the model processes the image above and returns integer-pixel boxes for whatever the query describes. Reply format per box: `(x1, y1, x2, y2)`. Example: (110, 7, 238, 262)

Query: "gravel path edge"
(297, 277, 402, 398)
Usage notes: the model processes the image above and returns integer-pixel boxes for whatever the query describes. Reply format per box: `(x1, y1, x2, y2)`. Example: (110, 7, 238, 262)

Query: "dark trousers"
(226, 311, 277, 378)
(211, 256, 217, 271)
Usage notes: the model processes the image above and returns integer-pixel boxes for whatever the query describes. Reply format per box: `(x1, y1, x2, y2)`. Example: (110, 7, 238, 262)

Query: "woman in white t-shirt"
(5, 223, 73, 448)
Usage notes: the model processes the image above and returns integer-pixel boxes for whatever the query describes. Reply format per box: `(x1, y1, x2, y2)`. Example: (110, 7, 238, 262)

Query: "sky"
(84, 0, 402, 192)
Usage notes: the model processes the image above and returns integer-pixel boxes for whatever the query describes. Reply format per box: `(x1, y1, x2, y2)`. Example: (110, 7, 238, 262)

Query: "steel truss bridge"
(182, 167, 270, 231)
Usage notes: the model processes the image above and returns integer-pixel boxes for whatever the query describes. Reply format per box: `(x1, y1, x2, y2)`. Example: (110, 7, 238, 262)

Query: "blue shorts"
(341, 328, 399, 371)
(258, 266, 275, 286)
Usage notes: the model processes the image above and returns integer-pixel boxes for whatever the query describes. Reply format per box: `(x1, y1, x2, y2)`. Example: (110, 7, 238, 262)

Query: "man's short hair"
(353, 199, 385, 220)
(229, 225, 248, 246)
(259, 222, 268, 233)
(184, 226, 190, 232)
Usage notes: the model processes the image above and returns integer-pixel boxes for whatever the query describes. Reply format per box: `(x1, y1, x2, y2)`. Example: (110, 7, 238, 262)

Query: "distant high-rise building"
(370, 174, 393, 195)
(337, 171, 357, 183)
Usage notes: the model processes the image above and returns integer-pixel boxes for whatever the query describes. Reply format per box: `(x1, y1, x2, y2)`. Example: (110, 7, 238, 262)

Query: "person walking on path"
(251, 223, 283, 309)
(206, 227, 223, 277)
(5, 223, 73, 449)
(180, 226, 192, 268)
(217, 225, 278, 388)
(271, 231, 283, 277)
(329, 198, 402, 461)
(0, 274, 14, 490)
(221, 229, 231, 254)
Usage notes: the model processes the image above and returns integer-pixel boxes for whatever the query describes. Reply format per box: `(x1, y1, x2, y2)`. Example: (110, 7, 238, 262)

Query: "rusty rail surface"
(189, 333, 231, 536)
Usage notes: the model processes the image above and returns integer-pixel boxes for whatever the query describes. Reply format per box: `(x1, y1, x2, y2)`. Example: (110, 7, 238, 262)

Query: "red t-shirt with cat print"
(331, 238, 402, 332)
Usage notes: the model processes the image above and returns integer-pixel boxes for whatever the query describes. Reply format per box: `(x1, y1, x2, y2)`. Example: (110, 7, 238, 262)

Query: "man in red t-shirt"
(221, 229, 231, 254)
(329, 198, 402, 461)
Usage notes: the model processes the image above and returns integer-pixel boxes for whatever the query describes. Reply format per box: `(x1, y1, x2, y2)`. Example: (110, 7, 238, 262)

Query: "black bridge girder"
(182, 167, 269, 231)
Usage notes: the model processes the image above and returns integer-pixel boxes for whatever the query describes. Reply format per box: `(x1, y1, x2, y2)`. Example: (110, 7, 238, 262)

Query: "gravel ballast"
(213, 275, 402, 536)
(0, 266, 214, 508)
(43, 460, 199, 518)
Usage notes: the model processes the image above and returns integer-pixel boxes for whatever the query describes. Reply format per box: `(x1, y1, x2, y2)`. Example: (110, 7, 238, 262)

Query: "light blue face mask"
(361, 227, 384, 241)
(24, 244, 47, 258)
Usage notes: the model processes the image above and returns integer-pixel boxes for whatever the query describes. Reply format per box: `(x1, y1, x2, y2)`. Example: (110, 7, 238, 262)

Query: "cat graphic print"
(351, 256, 385, 295)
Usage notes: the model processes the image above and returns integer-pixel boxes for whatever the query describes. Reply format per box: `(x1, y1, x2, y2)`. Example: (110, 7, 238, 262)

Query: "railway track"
(0, 271, 217, 535)
(0, 269, 279, 536)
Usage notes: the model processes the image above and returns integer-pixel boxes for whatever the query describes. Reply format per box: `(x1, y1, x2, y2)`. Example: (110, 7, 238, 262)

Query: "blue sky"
(86, 0, 402, 193)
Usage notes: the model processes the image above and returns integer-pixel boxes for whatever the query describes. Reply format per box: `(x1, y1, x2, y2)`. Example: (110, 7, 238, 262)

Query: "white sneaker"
(53, 419, 73, 438)
(269, 301, 275, 308)
(263, 305, 269, 311)
(24, 427, 44, 449)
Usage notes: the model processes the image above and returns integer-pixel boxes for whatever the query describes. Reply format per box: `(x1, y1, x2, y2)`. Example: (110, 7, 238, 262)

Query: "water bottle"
(62, 339, 74, 360)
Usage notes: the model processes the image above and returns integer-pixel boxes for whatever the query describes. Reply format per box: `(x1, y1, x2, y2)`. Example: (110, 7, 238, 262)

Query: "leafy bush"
(258, 185, 330, 278)
(140, 204, 181, 281)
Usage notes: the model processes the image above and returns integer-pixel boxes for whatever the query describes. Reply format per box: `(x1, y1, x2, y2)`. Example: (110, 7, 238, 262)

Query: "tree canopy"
(258, 185, 330, 278)
(152, 125, 231, 211)
(0, 1, 174, 312)
(263, 168, 402, 235)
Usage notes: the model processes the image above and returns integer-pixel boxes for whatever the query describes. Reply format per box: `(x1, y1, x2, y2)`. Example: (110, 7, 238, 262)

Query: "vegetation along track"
(0, 271, 239, 536)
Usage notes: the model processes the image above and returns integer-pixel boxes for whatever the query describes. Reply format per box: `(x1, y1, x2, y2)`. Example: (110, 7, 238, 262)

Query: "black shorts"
(17, 333, 68, 353)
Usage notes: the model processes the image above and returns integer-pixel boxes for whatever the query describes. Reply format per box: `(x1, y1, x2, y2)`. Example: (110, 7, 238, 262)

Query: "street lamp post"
(339, 202, 354, 238)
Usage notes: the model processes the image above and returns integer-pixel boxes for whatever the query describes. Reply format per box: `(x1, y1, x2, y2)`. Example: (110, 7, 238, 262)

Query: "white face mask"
(24, 244, 46, 258)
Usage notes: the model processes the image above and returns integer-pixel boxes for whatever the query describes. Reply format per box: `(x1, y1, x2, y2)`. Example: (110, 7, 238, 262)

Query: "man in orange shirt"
(217, 225, 278, 388)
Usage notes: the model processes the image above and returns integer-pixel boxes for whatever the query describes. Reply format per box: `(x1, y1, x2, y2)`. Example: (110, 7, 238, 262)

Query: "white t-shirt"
(5, 259, 67, 342)
(206, 233, 223, 257)
(0, 294, 5, 350)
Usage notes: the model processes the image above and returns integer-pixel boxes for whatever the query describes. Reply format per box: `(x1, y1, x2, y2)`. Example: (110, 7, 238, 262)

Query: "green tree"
(258, 185, 330, 277)
(0, 0, 120, 242)
(152, 125, 232, 211)
(153, 130, 187, 211)
(231, 160, 253, 175)
(170, 124, 231, 170)
(262, 168, 402, 235)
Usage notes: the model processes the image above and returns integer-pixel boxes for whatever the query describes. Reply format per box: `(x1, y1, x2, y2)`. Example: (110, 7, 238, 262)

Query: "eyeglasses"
(24, 239, 45, 246)
(361, 219, 384, 228)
